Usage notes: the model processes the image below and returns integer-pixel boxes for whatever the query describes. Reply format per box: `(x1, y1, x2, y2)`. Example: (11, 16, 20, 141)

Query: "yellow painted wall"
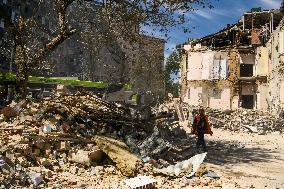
(256, 47, 269, 76)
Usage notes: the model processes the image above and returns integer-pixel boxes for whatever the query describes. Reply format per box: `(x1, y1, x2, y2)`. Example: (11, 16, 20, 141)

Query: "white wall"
(186, 86, 203, 106)
(187, 52, 203, 80)
(209, 88, 231, 110)
(201, 52, 214, 80)
(257, 83, 269, 110)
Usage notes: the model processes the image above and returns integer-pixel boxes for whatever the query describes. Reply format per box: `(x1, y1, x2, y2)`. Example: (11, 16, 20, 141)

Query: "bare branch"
(30, 0, 77, 67)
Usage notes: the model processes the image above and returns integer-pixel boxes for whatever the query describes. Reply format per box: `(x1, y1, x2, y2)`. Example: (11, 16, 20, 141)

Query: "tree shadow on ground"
(204, 139, 280, 166)
(157, 126, 284, 171)
(174, 134, 281, 167)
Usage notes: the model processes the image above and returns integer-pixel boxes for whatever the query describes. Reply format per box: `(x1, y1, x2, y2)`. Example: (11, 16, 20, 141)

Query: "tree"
(165, 50, 182, 97)
(129, 35, 165, 99)
(0, 0, 214, 99)
(0, 0, 77, 99)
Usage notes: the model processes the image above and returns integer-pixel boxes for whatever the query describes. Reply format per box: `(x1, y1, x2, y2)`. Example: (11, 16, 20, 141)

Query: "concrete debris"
(68, 149, 103, 166)
(138, 126, 170, 158)
(205, 170, 220, 179)
(154, 152, 207, 177)
(94, 135, 143, 177)
(29, 172, 43, 186)
(184, 105, 284, 134)
(123, 176, 157, 189)
(0, 94, 223, 188)
(1, 106, 18, 120)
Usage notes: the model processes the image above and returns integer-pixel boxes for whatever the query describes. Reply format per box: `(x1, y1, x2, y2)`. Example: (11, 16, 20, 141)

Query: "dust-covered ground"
(68, 128, 284, 189)
(203, 128, 284, 189)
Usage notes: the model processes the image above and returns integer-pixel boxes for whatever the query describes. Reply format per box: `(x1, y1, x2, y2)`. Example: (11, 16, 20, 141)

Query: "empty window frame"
(240, 64, 254, 77)
(241, 95, 254, 109)
(212, 88, 222, 99)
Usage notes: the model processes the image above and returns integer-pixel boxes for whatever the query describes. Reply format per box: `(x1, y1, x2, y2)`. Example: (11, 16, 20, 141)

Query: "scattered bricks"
(33, 148, 41, 156)
(61, 123, 71, 133)
(197, 106, 284, 133)
(34, 140, 45, 150)
(69, 166, 78, 175)
(15, 144, 32, 156)
(44, 149, 52, 157)
(44, 142, 52, 150)
(68, 150, 93, 166)
(1, 106, 18, 120)
(41, 168, 53, 178)
(37, 158, 52, 167)
(56, 141, 71, 151)
(5, 150, 15, 162)
(17, 157, 29, 168)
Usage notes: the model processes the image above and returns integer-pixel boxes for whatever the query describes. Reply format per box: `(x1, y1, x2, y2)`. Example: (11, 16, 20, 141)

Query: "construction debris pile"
(204, 108, 284, 134)
(0, 94, 221, 188)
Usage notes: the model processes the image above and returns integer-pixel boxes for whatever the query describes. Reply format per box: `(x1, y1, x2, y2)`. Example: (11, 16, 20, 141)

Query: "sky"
(144, 0, 282, 61)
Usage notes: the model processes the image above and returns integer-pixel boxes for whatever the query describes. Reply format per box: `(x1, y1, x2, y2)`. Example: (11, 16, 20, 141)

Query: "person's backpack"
(197, 116, 206, 133)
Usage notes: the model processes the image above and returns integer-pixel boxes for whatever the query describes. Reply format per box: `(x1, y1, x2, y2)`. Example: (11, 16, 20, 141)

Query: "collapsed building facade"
(180, 8, 284, 114)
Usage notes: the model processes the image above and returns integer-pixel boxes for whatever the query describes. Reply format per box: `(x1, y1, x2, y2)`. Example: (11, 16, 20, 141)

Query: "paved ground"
(203, 128, 284, 189)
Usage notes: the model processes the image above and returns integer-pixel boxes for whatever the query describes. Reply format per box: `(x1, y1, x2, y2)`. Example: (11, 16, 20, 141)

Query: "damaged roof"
(181, 8, 284, 50)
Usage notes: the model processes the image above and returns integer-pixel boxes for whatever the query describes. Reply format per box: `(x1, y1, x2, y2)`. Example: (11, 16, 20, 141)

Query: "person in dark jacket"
(192, 108, 213, 151)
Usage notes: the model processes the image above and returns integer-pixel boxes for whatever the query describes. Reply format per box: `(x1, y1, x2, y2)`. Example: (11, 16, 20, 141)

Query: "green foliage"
(165, 50, 181, 97)
(0, 72, 107, 88)
(0, 0, 215, 99)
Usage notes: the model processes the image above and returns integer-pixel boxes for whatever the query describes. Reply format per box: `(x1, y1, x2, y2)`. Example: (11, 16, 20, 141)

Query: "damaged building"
(180, 8, 284, 114)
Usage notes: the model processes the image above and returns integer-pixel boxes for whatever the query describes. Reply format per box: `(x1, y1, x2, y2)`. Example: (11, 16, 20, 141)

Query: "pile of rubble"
(0, 94, 221, 188)
(0, 94, 141, 187)
(204, 108, 284, 134)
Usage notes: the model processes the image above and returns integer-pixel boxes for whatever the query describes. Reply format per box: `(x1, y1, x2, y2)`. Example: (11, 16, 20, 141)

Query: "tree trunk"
(15, 44, 29, 100)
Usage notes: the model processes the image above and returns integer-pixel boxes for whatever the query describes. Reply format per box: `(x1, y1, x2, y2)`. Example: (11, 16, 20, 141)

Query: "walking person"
(192, 108, 213, 152)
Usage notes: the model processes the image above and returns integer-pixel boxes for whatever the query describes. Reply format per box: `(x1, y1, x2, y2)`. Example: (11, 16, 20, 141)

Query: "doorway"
(241, 95, 254, 109)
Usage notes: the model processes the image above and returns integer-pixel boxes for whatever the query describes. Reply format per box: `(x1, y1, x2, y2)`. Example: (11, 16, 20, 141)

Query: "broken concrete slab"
(124, 175, 157, 189)
(29, 172, 43, 186)
(93, 135, 143, 177)
(1, 106, 18, 120)
(154, 152, 207, 177)
(68, 149, 103, 166)
(205, 170, 220, 179)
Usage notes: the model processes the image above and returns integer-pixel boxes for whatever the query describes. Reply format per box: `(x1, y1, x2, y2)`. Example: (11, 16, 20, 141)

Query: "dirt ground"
(203, 128, 284, 189)
(96, 128, 284, 189)
(34, 127, 284, 189)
